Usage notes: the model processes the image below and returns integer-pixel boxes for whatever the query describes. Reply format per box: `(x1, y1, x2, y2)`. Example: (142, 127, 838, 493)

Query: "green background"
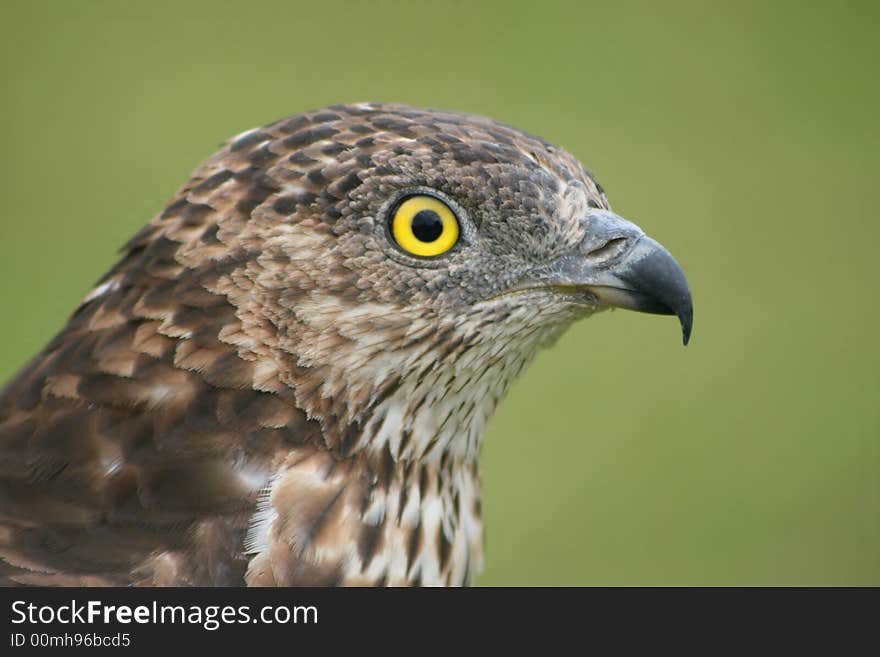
(1, 1, 877, 585)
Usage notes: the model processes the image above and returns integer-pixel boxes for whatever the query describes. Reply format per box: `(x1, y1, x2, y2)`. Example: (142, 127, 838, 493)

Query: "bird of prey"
(0, 103, 692, 586)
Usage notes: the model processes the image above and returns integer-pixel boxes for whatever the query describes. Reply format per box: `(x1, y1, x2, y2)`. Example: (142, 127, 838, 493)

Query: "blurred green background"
(1, 1, 877, 585)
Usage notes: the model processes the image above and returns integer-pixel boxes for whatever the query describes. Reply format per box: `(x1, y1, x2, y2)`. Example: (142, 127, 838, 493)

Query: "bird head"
(0, 103, 694, 587)
(148, 103, 692, 461)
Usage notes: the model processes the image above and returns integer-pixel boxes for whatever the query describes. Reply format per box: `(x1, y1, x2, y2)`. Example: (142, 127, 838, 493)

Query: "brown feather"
(0, 103, 613, 586)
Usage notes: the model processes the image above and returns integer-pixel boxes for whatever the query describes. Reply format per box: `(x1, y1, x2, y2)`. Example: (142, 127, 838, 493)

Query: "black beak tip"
(643, 292, 692, 346)
(663, 282, 693, 346)
(679, 302, 693, 346)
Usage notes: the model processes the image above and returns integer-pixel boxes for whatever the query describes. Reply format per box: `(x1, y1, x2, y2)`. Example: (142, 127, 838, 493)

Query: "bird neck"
(239, 297, 579, 584)
(245, 441, 485, 586)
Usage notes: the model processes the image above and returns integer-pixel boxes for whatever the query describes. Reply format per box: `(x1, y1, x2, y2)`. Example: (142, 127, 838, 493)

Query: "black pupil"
(411, 209, 444, 242)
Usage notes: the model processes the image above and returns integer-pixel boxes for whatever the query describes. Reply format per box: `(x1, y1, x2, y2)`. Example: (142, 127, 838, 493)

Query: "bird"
(0, 103, 692, 586)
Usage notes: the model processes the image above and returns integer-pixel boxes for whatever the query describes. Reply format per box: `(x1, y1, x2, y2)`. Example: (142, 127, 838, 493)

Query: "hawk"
(0, 103, 692, 586)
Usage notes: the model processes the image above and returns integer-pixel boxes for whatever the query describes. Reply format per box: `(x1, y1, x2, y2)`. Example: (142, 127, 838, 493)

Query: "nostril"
(586, 237, 628, 260)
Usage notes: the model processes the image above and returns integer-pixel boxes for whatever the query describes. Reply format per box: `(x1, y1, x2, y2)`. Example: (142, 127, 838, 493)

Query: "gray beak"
(540, 210, 694, 345)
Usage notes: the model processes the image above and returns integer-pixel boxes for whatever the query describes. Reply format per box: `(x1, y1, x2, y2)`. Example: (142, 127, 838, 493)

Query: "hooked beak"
(538, 210, 693, 345)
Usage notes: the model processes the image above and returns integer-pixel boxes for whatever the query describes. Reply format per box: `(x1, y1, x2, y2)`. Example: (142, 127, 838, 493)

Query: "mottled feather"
(0, 103, 630, 586)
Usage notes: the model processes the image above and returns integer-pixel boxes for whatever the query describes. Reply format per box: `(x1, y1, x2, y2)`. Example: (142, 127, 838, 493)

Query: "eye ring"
(389, 194, 460, 257)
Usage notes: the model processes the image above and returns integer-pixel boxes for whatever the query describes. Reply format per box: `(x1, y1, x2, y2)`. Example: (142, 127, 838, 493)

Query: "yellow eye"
(390, 195, 460, 257)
